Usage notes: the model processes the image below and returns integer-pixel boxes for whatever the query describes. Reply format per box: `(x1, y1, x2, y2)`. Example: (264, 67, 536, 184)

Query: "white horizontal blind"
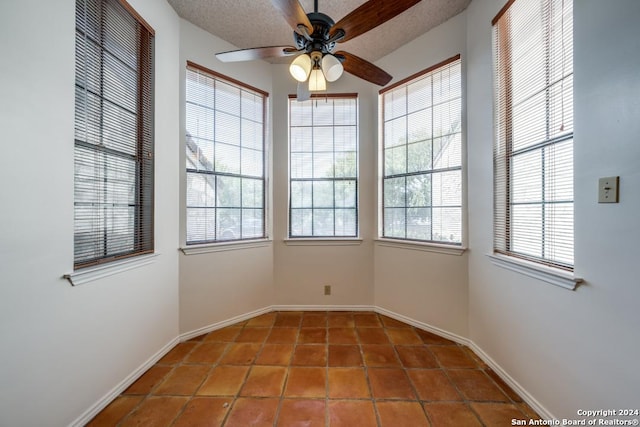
(493, 0, 574, 269)
(185, 63, 266, 243)
(74, 0, 154, 269)
(380, 57, 462, 244)
(289, 95, 358, 237)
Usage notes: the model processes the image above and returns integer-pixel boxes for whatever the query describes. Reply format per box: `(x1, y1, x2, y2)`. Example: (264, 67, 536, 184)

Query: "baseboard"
(69, 336, 179, 427)
(467, 341, 555, 420)
(374, 306, 471, 346)
(179, 306, 273, 341)
(271, 304, 375, 312)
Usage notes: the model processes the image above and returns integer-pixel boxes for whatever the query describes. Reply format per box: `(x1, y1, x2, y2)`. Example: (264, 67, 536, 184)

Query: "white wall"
(0, 0, 181, 426)
(372, 12, 469, 336)
(271, 66, 376, 307)
(178, 20, 276, 333)
(466, 0, 640, 418)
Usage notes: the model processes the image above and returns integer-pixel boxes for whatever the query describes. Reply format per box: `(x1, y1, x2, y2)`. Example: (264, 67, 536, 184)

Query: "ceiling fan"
(215, 0, 422, 98)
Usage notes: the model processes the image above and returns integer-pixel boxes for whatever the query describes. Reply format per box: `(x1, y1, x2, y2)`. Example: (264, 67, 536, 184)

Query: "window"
(185, 62, 267, 244)
(493, 0, 574, 270)
(74, 0, 154, 269)
(380, 56, 463, 244)
(289, 95, 358, 237)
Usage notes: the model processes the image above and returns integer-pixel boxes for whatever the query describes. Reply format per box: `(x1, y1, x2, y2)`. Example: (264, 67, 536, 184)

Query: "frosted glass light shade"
(308, 68, 326, 91)
(289, 54, 312, 82)
(321, 54, 344, 82)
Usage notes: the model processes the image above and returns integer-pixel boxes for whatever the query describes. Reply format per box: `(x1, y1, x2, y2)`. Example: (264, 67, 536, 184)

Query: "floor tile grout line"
(167, 362, 222, 426)
(357, 312, 382, 427)
(117, 339, 203, 427)
(222, 359, 263, 422)
(219, 312, 278, 426)
(178, 318, 266, 426)
(219, 319, 273, 427)
(379, 313, 428, 425)
(271, 311, 301, 426)
(171, 328, 245, 426)
(466, 399, 490, 427)
(438, 357, 494, 426)
(323, 313, 329, 427)
(389, 327, 434, 425)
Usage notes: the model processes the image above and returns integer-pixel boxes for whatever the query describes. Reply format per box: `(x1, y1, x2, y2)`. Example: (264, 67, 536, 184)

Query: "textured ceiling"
(167, 0, 471, 64)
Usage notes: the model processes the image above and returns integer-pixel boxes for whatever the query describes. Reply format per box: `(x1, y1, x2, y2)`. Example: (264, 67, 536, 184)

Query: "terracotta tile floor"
(88, 311, 539, 426)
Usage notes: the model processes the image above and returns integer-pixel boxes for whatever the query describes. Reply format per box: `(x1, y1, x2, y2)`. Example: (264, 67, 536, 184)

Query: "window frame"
(184, 61, 268, 246)
(379, 55, 464, 247)
(287, 93, 360, 239)
(73, 0, 155, 270)
(492, 0, 575, 272)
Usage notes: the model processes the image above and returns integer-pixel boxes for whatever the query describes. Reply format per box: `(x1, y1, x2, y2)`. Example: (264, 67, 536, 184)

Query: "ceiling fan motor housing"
(293, 12, 337, 55)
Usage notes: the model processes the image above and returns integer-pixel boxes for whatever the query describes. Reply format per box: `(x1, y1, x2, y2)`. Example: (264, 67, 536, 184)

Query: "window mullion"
(499, 12, 514, 253)
(404, 176, 408, 239)
(239, 90, 244, 240)
(99, 0, 108, 259)
(311, 107, 315, 236)
(541, 0, 553, 260)
(406, 89, 411, 240)
(332, 103, 336, 235)
(135, 24, 144, 252)
(429, 81, 434, 241)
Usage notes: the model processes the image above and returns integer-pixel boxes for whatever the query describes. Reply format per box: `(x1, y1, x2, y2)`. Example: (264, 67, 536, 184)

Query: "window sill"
(63, 253, 160, 286)
(284, 238, 363, 246)
(180, 239, 272, 255)
(487, 253, 583, 290)
(375, 238, 466, 256)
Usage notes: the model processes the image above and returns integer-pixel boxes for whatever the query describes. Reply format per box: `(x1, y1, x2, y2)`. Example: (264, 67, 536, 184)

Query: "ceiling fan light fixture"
(289, 54, 312, 82)
(308, 68, 326, 91)
(321, 54, 343, 82)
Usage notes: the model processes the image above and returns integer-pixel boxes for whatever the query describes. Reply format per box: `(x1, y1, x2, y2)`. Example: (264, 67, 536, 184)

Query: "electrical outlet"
(324, 285, 331, 296)
(598, 176, 619, 203)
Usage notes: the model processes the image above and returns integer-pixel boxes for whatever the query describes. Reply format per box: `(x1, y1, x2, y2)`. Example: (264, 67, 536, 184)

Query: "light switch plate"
(598, 176, 619, 203)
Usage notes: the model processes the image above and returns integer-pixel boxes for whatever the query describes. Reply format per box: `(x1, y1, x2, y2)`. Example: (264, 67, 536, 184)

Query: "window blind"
(289, 94, 359, 237)
(74, 0, 154, 269)
(185, 62, 267, 244)
(380, 56, 462, 244)
(493, 0, 574, 270)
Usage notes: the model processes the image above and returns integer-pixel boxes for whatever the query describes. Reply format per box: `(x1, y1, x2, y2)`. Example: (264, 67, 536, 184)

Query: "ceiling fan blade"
(330, 0, 422, 42)
(336, 51, 392, 86)
(271, 0, 313, 33)
(297, 82, 311, 102)
(216, 46, 298, 62)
